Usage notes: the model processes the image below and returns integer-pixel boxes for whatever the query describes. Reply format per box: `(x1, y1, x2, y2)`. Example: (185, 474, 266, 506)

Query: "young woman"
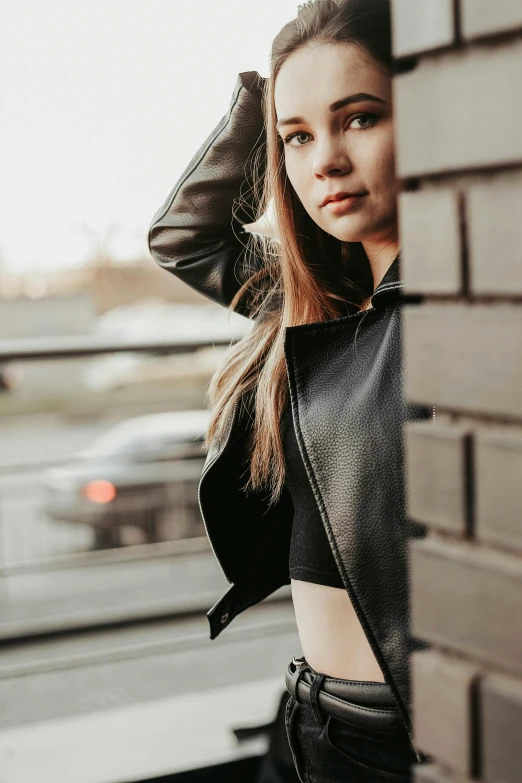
(148, 0, 435, 779)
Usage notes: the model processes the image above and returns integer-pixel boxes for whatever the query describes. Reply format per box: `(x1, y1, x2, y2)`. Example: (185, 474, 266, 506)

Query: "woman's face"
(274, 42, 397, 245)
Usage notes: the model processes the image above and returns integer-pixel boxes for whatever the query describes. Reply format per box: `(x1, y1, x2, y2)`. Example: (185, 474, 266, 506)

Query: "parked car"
(40, 410, 211, 549)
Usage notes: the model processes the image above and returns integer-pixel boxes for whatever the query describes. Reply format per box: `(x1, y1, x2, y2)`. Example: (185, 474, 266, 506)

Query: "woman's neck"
(362, 239, 400, 291)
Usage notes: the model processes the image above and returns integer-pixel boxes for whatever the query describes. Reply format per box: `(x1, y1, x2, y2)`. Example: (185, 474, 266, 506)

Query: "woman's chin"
(324, 225, 366, 244)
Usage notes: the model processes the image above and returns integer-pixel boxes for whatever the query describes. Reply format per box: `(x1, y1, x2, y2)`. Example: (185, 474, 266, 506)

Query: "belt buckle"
(289, 657, 308, 702)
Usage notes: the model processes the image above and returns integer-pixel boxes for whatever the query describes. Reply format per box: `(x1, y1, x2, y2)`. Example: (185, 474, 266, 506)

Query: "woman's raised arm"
(147, 71, 268, 319)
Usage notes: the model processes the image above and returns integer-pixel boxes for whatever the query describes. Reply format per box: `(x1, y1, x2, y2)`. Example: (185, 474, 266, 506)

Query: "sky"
(1, 0, 299, 273)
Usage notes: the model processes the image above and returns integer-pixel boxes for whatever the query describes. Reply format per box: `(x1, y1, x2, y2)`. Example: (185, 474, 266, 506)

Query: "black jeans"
(284, 656, 425, 783)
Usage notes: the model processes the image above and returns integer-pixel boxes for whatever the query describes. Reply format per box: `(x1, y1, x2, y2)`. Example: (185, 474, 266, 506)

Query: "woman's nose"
(312, 140, 353, 179)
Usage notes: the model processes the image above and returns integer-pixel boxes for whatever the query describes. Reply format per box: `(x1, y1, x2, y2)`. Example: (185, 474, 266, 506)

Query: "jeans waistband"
(285, 655, 405, 734)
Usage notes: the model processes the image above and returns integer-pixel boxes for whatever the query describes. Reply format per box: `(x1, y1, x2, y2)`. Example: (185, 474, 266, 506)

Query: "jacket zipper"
(197, 398, 240, 581)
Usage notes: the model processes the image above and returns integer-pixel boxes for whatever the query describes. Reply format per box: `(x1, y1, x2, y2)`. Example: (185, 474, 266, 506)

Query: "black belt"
(285, 656, 405, 734)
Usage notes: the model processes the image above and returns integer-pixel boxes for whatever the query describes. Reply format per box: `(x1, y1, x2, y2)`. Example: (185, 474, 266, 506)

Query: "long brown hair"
(204, 0, 395, 505)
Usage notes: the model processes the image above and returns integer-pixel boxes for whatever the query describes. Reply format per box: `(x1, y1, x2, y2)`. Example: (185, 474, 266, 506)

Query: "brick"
(405, 421, 470, 534)
(461, 0, 522, 41)
(481, 672, 522, 783)
(411, 649, 479, 775)
(410, 537, 522, 674)
(467, 176, 522, 295)
(394, 39, 522, 177)
(403, 304, 522, 419)
(475, 427, 522, 551)
(399, 189, 462, 295)
(391, 0, 455, 58)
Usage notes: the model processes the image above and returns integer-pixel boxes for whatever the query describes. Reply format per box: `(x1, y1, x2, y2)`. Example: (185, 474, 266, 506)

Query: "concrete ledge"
(0, 677, 283, 783)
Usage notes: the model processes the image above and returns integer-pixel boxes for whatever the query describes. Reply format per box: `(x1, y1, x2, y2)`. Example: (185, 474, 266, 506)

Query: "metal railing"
(0, 333, 233, 361)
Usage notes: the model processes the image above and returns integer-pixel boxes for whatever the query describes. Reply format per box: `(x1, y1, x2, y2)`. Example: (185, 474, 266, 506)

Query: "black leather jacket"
(148, 71, 433, 751)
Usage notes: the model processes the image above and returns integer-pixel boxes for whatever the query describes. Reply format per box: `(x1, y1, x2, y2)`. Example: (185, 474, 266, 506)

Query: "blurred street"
(0, 414, 298, 781)
(0, 396, 299, 782)
(0, 598, 299, 781)
(0, 597, 298, 729)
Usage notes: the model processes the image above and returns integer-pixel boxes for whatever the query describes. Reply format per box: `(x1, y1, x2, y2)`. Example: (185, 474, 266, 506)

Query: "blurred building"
(0, 254, 208, 316)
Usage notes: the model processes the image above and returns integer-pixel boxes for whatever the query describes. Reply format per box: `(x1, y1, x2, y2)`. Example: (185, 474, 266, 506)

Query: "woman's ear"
(243, 197, 279, 242)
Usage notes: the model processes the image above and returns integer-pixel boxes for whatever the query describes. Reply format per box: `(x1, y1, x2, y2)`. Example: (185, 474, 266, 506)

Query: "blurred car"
(40, 409, 211, 549)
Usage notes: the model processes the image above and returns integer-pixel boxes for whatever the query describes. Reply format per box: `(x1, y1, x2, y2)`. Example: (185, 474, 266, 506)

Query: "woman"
(148, 0, 435, 779)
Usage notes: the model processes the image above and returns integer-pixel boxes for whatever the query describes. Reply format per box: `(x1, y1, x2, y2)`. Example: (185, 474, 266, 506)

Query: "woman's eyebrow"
(276, 92, 387, 130)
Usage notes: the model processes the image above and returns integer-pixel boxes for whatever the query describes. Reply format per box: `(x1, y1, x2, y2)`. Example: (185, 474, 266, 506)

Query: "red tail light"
(82, 480, 116, 504)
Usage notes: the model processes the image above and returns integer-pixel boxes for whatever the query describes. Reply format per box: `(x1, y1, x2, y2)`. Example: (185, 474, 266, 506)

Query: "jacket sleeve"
(147, 71, 267, 320)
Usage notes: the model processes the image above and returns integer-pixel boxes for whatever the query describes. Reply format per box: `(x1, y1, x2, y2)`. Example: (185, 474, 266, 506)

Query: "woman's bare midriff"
(290, 578, 386, 682)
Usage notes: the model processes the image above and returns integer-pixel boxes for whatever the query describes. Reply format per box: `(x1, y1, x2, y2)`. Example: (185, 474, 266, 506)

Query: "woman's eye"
(348, 112, 379, 129)
(283, 113, 379, 147)
(283, 132, 311, 147)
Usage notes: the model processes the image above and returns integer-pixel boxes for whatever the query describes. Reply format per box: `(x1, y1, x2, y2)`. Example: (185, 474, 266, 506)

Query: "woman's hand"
(243, 197, 279, 241)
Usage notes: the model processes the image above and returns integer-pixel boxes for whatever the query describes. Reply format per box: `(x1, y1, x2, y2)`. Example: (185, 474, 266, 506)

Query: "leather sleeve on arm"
(147, 71, 267, 320)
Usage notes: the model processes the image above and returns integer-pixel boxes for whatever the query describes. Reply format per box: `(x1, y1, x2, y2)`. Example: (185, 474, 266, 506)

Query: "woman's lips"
(324, 194, 366, 215)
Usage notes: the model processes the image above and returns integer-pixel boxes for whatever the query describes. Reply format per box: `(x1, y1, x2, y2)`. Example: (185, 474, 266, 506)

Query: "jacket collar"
(370, 253, 402, 309)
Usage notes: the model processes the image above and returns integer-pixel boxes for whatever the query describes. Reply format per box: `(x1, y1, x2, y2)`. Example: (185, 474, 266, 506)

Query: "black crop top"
(281, 405, 345, 589)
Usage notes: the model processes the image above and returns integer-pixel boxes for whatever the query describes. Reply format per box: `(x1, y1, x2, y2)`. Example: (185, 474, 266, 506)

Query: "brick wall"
(391, 2, 522, 781)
